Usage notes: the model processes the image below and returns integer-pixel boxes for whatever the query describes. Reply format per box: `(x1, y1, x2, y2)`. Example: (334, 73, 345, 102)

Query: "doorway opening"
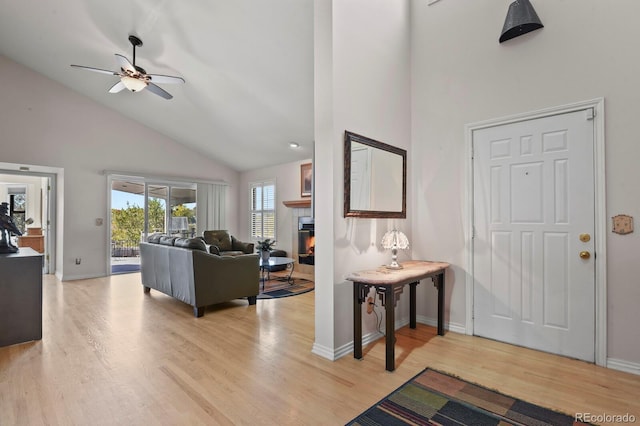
(0, 170, 54, 274)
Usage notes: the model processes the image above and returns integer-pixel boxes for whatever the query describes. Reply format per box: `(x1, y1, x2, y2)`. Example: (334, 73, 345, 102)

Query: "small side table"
(346, 260, 450, 372)
(259, 256, 295, 290)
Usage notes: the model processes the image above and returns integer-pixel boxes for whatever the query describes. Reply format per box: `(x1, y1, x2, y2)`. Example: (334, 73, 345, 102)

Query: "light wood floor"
(1, 273, 639, 425)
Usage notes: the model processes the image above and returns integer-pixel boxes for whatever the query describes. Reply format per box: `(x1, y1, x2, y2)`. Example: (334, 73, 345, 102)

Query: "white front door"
(473, 109, 595, 362)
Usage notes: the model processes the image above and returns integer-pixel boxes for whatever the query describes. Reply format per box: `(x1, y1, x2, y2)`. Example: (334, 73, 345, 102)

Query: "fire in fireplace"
(298, 217, 314, 265)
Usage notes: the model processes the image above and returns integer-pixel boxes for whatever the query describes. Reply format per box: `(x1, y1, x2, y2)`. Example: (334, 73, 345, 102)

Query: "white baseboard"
(416, 315, 466, 334)
(60, 272, 105, 281)
(311, 342, 336, 361)
(607, 357, 640, 376)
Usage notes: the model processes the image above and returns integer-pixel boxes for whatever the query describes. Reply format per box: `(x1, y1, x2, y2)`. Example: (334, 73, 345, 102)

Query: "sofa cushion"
(220, 250, 246, 257)
(174, 237, 207, 251)
(203, 230, 233, 251)
(159, 236, 177, 246)
(147, 233, 163, 244)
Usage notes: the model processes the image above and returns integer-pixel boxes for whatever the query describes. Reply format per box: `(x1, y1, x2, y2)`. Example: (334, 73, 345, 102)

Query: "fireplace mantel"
(283, 199, 311, 208)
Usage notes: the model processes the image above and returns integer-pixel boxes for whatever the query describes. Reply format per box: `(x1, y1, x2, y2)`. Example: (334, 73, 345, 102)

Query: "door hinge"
(586, 108, 595, 121)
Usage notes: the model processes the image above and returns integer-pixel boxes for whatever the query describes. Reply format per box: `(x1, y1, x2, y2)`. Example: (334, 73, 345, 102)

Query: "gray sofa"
(140, 234, 259, 317)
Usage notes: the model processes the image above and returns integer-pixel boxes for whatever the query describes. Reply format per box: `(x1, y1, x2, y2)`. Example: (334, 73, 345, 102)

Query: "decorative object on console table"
(381, 229, 409, 269)
(300, 162, 312, 197)
(256, 238, 277, 262)
(0, 202, 21, 254)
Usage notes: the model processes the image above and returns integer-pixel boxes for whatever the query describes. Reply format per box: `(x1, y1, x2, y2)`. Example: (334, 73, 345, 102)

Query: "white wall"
(0, 55, 240, 280)
(314, 0, 412, 357)
(239, 159, 312, 256)
(411, 0, 640, 367)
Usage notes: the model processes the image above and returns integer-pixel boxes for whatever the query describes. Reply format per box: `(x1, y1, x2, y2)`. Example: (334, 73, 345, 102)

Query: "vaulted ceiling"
(0, 0, 314, 172)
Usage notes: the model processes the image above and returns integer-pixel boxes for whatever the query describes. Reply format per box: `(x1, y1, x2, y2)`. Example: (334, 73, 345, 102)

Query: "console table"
(346, 260, 450, 371)
(0, 247, 44, 347)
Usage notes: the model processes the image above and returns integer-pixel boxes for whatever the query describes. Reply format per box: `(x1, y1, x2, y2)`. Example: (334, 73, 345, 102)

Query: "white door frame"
(464, 98, 607, 366)
(0, 164, 59, 276)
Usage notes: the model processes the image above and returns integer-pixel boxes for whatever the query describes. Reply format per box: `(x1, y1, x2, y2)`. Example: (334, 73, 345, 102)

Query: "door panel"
(473, 109, 595, 362)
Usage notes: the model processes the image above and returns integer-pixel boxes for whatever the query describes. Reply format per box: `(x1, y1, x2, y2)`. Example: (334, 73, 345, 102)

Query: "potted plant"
(256, 238, 276, 262)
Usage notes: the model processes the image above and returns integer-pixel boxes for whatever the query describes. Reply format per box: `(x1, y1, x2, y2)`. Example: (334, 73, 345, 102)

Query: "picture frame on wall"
(301, 163, 312, 197)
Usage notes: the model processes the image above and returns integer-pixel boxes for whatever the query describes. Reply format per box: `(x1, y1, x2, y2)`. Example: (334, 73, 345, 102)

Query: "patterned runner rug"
(347, 368, 590, 426)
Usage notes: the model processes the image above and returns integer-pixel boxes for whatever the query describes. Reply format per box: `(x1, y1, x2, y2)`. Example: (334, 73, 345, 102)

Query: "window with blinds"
(250, 181, 276, 240)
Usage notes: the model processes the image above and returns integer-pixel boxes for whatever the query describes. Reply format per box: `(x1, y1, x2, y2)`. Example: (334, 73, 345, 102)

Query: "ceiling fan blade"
(70, 64, 118, 76)
(108, 80, 126, 93)
(146, 82, 173, 100)
(146, 74, 185, 85)
(115, 54, 136, 73)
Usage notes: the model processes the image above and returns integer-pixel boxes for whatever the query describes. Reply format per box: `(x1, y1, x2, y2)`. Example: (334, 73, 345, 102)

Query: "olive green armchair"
(202, 230, 254, 256)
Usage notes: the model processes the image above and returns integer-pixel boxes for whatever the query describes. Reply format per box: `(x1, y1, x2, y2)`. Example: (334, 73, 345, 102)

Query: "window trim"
(249, 180, 276, 241)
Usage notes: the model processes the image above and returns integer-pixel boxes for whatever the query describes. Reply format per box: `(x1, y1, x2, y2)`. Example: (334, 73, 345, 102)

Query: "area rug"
(258, 277, 314, 299)
(111, 264, 141, 274)
(347, 368, 589, 426)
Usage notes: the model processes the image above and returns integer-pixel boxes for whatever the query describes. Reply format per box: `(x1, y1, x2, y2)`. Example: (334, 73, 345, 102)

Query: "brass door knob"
(579, 251, 591, 259)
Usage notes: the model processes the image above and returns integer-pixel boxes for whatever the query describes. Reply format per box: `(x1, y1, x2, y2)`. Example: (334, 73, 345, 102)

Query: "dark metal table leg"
(409, 282, 417, 329)
(385, 285, 395, 371)
(353, 282, 363, 360)
(287, 262, 294, 285)
(436, 272, 445, 336)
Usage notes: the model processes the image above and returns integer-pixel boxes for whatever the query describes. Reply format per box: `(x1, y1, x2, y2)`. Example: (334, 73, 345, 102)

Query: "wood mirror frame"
(344, 131, 407, 218)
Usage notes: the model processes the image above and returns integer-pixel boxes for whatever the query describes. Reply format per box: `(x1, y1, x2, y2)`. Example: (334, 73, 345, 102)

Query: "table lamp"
(381, 229, 409, 269)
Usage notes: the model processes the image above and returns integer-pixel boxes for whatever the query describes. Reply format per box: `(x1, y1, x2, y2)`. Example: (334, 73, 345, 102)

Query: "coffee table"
(259, 256, 295, 290)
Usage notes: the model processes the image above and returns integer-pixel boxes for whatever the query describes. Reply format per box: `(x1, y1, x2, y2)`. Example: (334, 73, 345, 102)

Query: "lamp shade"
(381, 230, 409, 269)
(499, 0, 543, 43)
(121, 76, 147, 92)
(381, 230, 409, 250)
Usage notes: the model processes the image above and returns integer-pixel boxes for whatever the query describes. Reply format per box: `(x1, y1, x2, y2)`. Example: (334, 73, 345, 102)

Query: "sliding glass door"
(170, 185, 196, 237)
(110, 176, 197, 274)
(110, 179, 146, 274)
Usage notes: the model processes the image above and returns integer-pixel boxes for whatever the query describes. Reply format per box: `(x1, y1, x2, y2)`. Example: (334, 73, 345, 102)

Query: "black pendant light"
(499, 0, 544, 43)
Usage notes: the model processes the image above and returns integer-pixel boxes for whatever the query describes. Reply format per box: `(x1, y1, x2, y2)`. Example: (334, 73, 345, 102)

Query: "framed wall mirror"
(344, 131, 406, 218)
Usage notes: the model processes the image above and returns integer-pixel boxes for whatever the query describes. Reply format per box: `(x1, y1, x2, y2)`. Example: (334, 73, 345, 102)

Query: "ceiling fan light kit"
(70, 35, 185, 99)
(121, 75, 147, 92)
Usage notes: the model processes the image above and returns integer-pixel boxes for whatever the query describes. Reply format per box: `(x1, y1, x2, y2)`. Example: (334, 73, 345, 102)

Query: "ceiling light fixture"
(121, 75, 148, 92)
(499, 0, 544, 43)
(289, 142, 300, 149)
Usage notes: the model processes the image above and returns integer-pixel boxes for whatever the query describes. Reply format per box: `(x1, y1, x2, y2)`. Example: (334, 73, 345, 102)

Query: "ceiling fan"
(71, 35, 185, 100)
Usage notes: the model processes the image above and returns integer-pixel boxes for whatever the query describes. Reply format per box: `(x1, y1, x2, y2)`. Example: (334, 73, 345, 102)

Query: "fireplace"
(297, 217, 314, 265)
